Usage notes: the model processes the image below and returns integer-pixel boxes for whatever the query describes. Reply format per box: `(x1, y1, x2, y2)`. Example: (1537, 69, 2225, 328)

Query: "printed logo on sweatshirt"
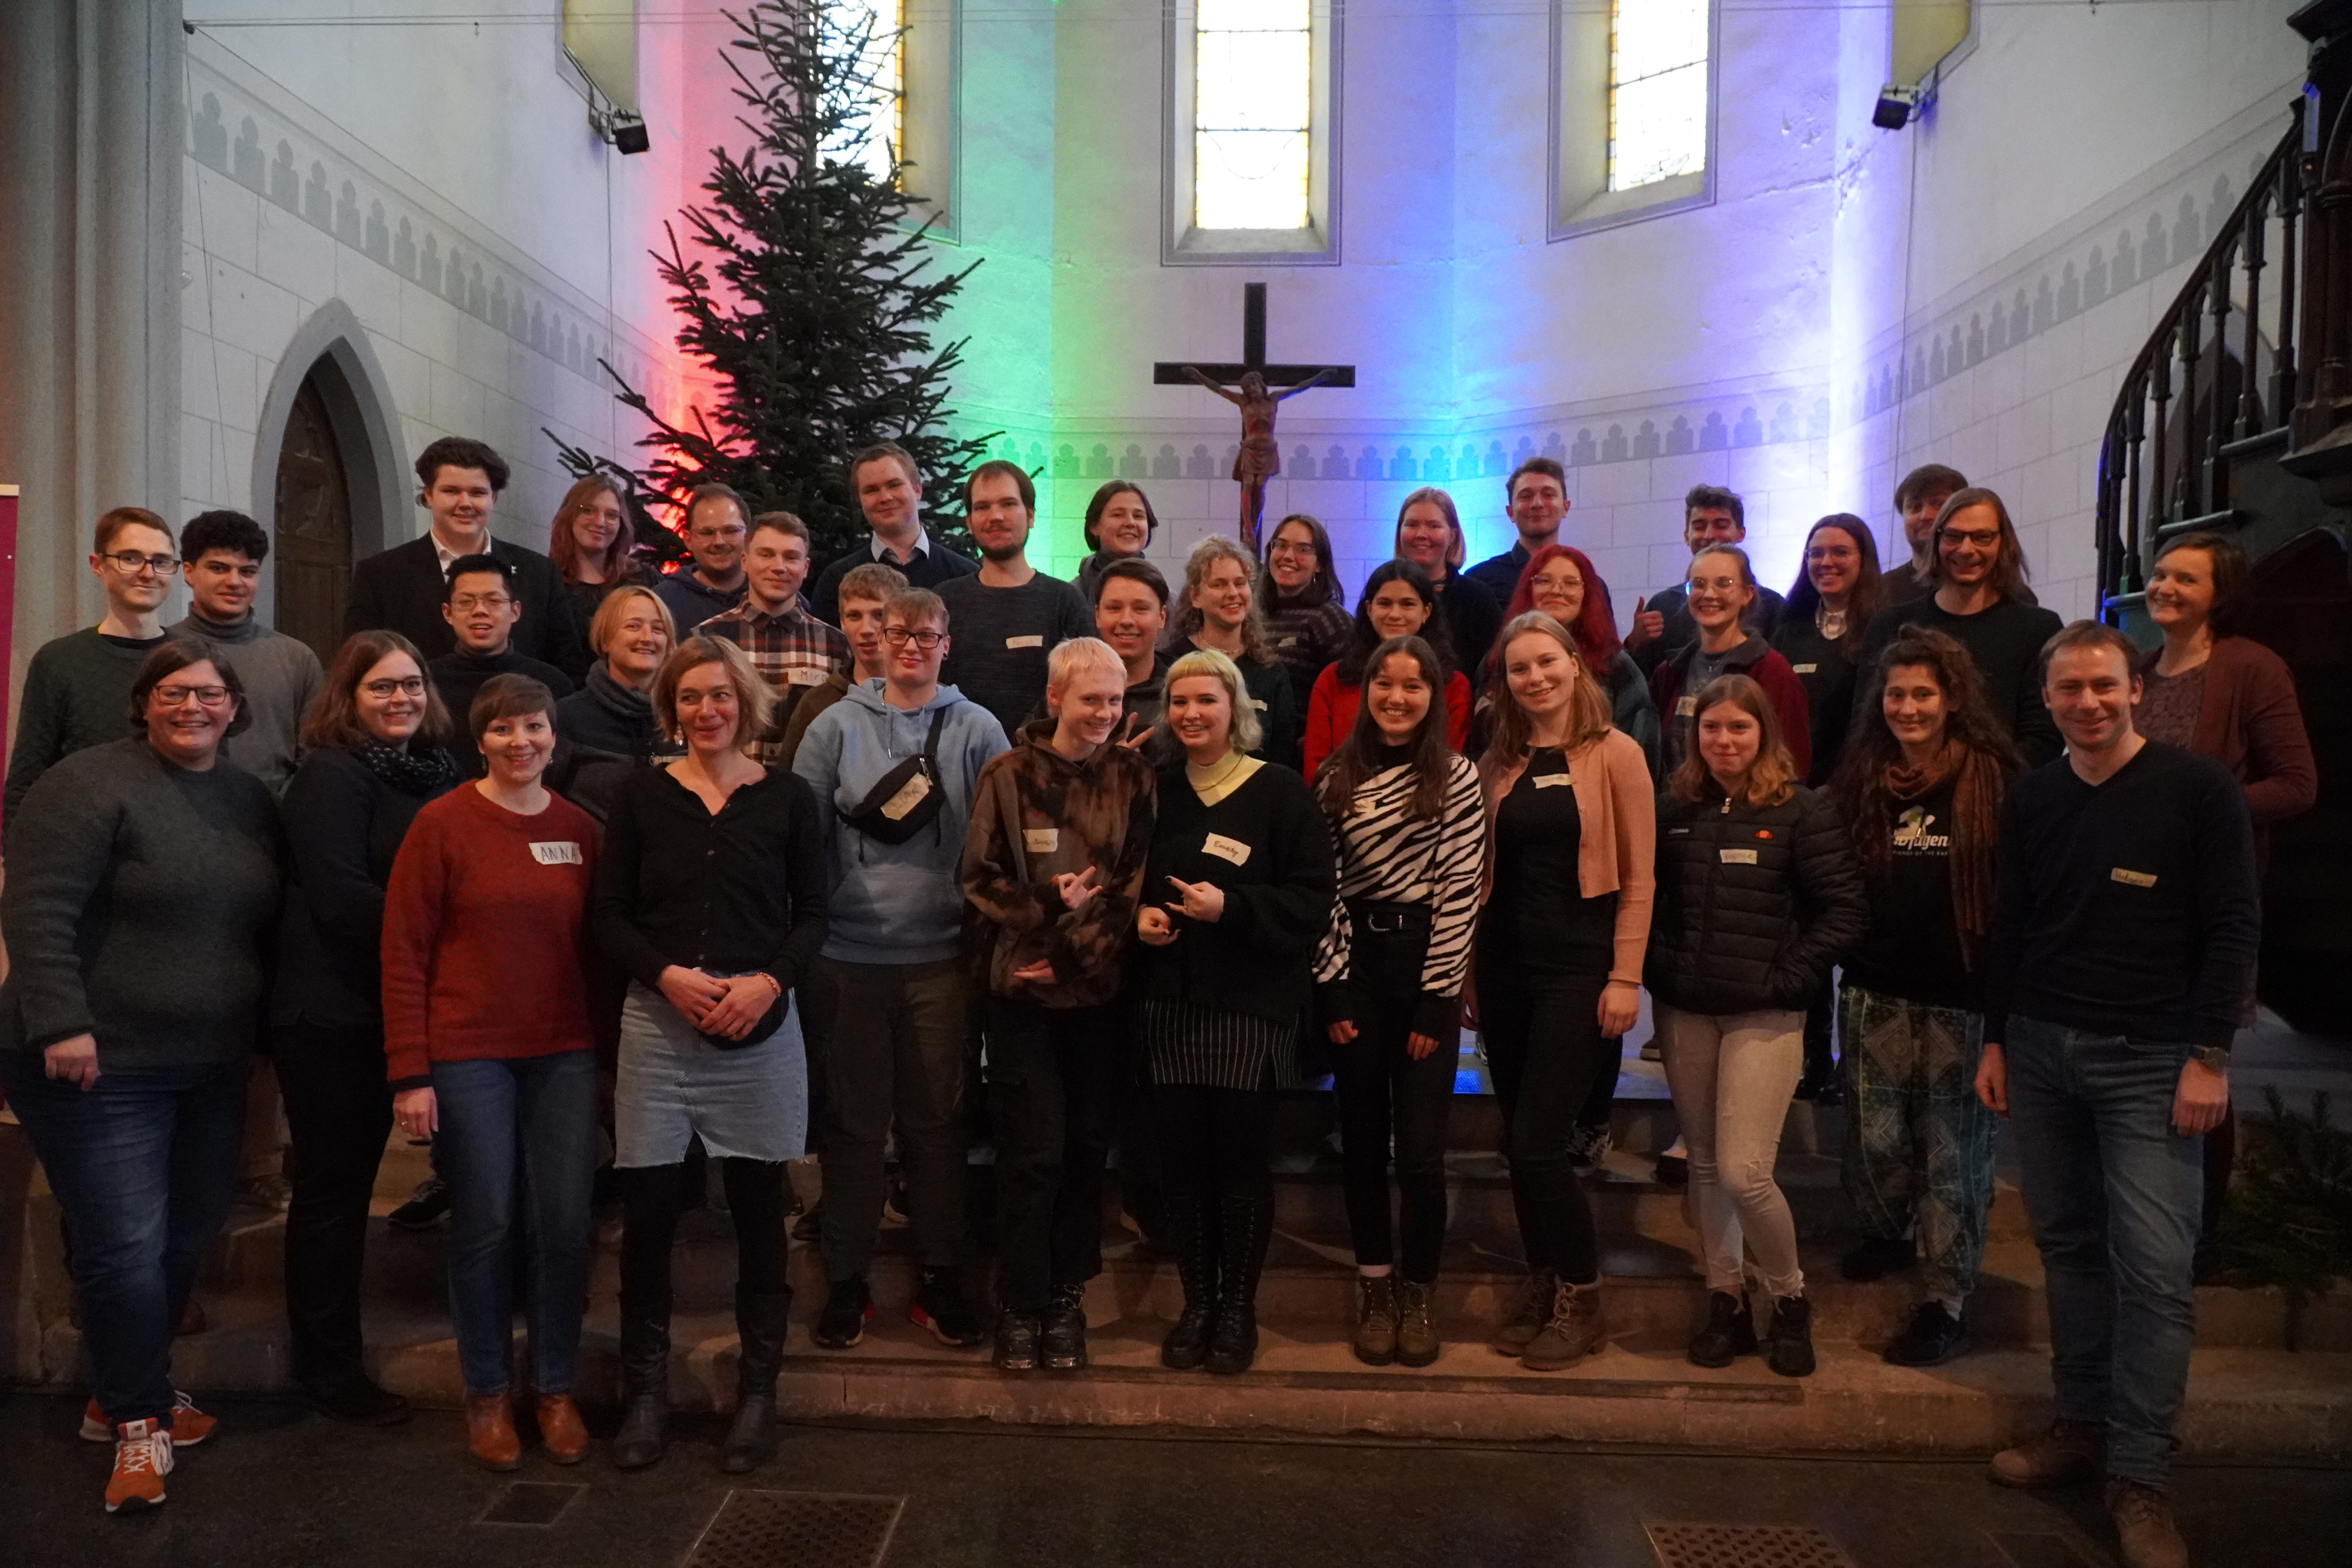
(2111, 867, 2158, 888)
(530, 841, 583, 866)
(1891, 806, 1951, 853)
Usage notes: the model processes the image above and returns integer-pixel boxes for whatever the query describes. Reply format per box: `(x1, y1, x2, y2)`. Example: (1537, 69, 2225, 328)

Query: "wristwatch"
(2189, 1044, 2231, 1073)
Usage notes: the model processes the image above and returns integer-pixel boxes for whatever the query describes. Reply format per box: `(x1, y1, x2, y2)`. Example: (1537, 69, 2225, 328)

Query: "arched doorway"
(273, 369, 354, 665)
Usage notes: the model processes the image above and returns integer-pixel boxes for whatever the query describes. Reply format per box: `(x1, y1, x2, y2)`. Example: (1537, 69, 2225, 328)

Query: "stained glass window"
(827, 0, 904, 185)
(1608, 0, 1709, 191)
(1194, 0, 1312, 230)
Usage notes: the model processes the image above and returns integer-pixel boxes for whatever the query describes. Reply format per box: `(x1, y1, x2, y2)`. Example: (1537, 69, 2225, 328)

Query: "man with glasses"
(936, 460, 1093, 739)
(793, 587, 1007, 1354)
(1466, 457, 1572, 604)
(5, 508, 180, 833)
(345, 436, 588, 682)
(695, 510, 849, 759)
(428, 555, 575, 777)
(165, 510, 322, 794)
(655, 483, 754, 632)
(809, 442, 978, 628)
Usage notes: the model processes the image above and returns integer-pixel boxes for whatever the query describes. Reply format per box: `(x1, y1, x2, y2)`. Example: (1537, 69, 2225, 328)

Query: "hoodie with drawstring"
(791, 678, 1009, 964)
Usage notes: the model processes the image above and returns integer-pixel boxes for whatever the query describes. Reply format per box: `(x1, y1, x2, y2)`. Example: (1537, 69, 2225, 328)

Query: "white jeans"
(1657, 1004, 1806, 1300)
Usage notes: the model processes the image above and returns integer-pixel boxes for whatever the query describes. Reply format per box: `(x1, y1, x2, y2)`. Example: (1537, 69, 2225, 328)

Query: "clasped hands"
(658, 965, 779, 1041)
(1137, 875, 1222, 947)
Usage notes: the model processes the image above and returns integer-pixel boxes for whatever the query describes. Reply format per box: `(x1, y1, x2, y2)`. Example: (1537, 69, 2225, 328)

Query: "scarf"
(586, 659, 656, 728)
(354, 740, 457, 797)
(1871, 742, 2004, 967)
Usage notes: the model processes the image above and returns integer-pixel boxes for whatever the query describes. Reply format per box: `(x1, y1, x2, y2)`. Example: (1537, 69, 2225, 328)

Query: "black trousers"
(274, 1018, 394, 1388)
(1476, 954, 1611, 1284)
(619, 1157, 790, 1323)
(1151, 1085, 1276, 1207)
(985, 999, 1124, 1312)
(1573, 1034, 1623, 1130)
(1329, 1010, 1455, 1281)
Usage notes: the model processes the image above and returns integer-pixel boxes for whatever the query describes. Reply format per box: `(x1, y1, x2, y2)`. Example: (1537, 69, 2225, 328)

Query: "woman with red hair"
(1498, 546, 1658, 775)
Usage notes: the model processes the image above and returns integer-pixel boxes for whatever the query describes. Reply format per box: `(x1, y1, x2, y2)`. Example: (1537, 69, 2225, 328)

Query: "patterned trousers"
(1839, 984, 1999, 1303)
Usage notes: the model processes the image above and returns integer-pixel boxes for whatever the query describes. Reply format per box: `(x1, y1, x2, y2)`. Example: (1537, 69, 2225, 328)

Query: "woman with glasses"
(0, 641, 283, 1514)
(1172, 537, 1300, 768)
(1303, 561, 1472, 782)
(1650, 544, 1811, 779)
(1258, 513, 1352, 714)
(1496, 545, 1657, 772)
(547, 476, 648, 658)
(555, 586, 681, 762)
(270, 631, 461, 1425)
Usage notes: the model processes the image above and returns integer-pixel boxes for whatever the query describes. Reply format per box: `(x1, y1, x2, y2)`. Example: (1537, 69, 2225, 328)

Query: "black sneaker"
(1882, 1300, 1970, 1367)
(1687, 1290, 1758, 1368)
(993, 1310, 1040, 1372)
(387, 1176, 450, 1232)
(1652, 1153, 1689, 1188)
(813, 1278, 873, 1349)
(910, 1269, 983, 1348)
(1839, 1235, 1915, 1281)
(1565, 1123, 1612, 1171)
(1762, 1293, 1815, 1378)
(1039, 1284, 1088, 1370)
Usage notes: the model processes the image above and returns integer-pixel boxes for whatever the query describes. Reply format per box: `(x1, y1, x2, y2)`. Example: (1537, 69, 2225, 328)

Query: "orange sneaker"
(82, 1390, 214, 1446)
(104, 1419, 173, 1513)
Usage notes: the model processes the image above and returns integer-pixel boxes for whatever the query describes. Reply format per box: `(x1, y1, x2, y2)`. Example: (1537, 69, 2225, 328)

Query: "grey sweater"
(1, 739, 283, 1069)
(167, 610, 325, 794)
(3, 626, 164, 830)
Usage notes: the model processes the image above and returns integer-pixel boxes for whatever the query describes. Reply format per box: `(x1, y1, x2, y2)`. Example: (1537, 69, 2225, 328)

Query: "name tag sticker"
(1534, 773, 1572, 789)
(1023, 828, 1059, 854)
(1720, 848, 1760, 865)
(880, 773, 933, 821)
(1791, 662, 1818, 674)
(1250, 699, 1268, 711)
(1675, 695, 1698, 717)
(1004, 634, 1045, 650)
(530, 841, 583, 866)
(786, 666, 826, 685)
(2111, 867, 2158, 888)
(1203, 832, 1252, 866)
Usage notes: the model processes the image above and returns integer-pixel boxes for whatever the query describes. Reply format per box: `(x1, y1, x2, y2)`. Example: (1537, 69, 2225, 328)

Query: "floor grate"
(1645, 1522, 1857, 1568)
(682, 1490, 906, 1568)
(475, 1481, 585, 1527)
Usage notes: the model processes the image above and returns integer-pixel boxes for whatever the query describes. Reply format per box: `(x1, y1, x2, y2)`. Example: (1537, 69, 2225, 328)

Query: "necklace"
(1817, 604, 1848, 640)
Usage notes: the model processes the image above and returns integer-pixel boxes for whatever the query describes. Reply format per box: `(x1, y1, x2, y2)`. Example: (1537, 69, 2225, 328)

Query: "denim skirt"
(614, 982, 808, 1167)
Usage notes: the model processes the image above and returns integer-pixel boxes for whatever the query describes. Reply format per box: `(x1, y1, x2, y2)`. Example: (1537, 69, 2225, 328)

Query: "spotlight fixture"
(591, 106, 652, 155)
(1873, 85, 1920, 131)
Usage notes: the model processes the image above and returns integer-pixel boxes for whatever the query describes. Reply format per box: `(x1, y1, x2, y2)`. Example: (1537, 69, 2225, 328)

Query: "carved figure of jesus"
(1183, 366, 1338, 558)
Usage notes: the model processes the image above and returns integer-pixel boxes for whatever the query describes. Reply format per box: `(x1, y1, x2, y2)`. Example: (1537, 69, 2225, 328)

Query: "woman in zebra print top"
(1312, 635, 1487, 1368)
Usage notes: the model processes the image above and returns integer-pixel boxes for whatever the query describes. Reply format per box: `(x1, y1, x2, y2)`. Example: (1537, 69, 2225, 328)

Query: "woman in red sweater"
(383, 674, 600, 1473)
(1303, 561, 1473, 781)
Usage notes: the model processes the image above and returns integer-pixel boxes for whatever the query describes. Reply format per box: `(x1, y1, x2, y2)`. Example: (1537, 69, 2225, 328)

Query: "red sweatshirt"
(381, 784, 599, 1087)
(1303, 663, 1473, 782)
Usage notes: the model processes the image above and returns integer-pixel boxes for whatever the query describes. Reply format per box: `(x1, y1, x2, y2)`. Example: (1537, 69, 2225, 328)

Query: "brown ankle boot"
(1991, 1419, 2105, 1488)
(1522, 1279, 1607, 1371)
(535, 1394, 590, 1465)
(465, 1394, 521, 1471)
(2105, 1478, 2189, 1568)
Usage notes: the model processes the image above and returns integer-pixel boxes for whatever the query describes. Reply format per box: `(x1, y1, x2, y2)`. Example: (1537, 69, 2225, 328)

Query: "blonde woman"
(1171, 535, 1299, 768)
(555, 585, 679, 760)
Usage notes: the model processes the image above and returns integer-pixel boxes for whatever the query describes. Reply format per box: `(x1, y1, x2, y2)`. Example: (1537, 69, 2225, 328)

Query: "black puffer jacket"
(1646, 783, 1868, 1014)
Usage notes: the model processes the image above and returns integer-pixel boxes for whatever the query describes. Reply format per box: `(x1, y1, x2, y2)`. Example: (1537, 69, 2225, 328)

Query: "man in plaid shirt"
(695, 511, 850, 761)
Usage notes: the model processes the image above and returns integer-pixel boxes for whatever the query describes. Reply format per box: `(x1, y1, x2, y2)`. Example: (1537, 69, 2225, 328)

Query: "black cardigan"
(1135, 760, 1336, 1026)
(1646, 783, 1869, 1015)
(270, 747, 455, 1030)
(592, 763, 829, 996)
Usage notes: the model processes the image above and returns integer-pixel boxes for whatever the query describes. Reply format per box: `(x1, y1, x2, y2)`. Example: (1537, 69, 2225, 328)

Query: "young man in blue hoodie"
(793, 586, 1009, 1349)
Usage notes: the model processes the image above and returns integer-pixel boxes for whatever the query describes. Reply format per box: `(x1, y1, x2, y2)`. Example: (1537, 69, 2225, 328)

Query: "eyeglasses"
(1941, 528, 2002, 548)
(881, 627, 946, 649)
(1267, 540, 1316, 559)
(151, 684, 231, 709)
(450, 593, 514, 612)
(103, 551, 179, 575)
(361, 677, 428, 699)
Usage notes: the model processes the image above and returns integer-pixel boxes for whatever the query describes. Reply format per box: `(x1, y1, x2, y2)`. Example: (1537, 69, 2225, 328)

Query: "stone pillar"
(0, 1, 184, 726)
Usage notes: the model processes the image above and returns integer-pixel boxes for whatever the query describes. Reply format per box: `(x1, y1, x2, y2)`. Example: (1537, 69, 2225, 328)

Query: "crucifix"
(1155, 281, 1354, 558)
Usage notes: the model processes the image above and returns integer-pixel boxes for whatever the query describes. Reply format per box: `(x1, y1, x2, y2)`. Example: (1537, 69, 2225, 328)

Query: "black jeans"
(1151, 1085, 1275, 1207)
(274, 1018, 393, 1390)
(985, 999, 1124, 1312)
(619, 1157, 790, 1323)
(1573, 1034, 1622, 1131)
(1329, 1010, 1455, 1281)
(1476, 953, 1610, 1284)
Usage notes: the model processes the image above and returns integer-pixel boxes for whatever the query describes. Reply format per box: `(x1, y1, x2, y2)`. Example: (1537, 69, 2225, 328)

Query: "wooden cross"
(1155, 281, 1354, 556)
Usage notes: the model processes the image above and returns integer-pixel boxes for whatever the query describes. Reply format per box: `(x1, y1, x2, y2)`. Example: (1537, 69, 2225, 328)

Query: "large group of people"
(0, 436, 2310, 1568)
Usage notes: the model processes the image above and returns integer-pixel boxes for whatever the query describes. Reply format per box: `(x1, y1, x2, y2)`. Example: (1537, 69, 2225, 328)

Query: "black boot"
(1160, 1194, 1218, 1371)
(722, 1286, 790, 1474)
(1206, 1191, 1272, 1376)
(610, 1309, 670, 1471)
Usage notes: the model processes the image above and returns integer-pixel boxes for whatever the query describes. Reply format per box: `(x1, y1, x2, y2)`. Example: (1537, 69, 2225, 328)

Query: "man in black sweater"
(1975, 622, 2257, 1568)
(428, 555, 573, 777)
(808, 441, 978, 627)
(343, 436, 587, 682)
(1625, 485, 1785, 675)
(937, 460, 1093, 738)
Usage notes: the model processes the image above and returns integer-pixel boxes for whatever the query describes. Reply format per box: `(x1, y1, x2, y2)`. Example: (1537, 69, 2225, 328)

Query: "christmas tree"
(591, 0, 990, 562)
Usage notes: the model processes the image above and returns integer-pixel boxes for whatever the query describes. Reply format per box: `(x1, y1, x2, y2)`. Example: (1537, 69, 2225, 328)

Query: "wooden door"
(274, 373, 352, 666)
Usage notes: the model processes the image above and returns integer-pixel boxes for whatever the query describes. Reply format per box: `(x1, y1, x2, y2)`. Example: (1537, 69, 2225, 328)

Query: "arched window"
(1608, 0, 1710, 191)
(1165, 0, 1340, 263)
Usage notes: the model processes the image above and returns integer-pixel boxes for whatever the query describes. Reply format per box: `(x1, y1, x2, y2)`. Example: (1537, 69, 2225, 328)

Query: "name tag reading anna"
(1005, 634, 1045, 650)
(1023, 828, 1060, 855)
(1720, 848, 1760, 866)
(1202, 833, 1252, 866)
(786, 666, 826, 685)
(1675, 695, 1698, 718)
(531, 841, 583, 866)
(1533, 773, 1572, 789)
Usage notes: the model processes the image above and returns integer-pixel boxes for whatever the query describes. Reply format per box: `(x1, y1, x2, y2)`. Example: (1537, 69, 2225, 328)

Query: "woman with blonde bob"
(594, 637, 826, 1475)
(1646, 675, 1866, 1380)
(556, 584, 679, 760)
(1171, 535, 1299, 768)
(1474, 613, 1656, 1371)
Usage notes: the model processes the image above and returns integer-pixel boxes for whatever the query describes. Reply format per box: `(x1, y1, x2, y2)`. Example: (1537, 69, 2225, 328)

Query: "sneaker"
(1489, 1269, 1556, 1357)
(1637, 1037, 1661, 1063)
(1394, 1279, 1439, 1368)
(1652, 1152, 1689, 1188)
(1838, 1235, 1915, 1282)
(1882, 1301, 1971, 1367)
(1351, 1275, 1398, 1366)
(82, 1390, 214, 1446)
(104, 1419, 173, 1513)
(1991, 1419, 2107, 1489)
(237, 1171, 292, 1211)
(1687, 1290, 1758, 1368)
(1039, 1284, 1088, 1370)
(387, 1176, 450, 1231)
(1565, 1123, 1613, 1171)
(2105, 1478, 2190, 1568)
(1761, 1293, 1815, 1377)
(813, 1278, 874, 1350)
(909, 1269, 983, 1348)
(993, 1309, 1040, 1372)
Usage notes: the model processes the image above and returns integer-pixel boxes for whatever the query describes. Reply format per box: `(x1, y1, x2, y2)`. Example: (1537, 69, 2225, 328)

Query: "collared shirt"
(869, 525, 935, 566)
(429, 530, 485, 575)
(695, 597, 851, 762)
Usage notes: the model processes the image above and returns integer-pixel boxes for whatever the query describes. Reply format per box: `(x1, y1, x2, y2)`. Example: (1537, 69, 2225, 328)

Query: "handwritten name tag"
(1720, 848, 1760, 865)
(786, 666, 827, 685)
(1790, 662, 1818, 674)
(1675, 695, 1698, 717)
(1533, 773, 1572, 789)
(1005, 634, 1045, 650)
(2111, 867, 2158, 888)
(1203, 832, 1252, 866)
(880, 773, 933, 821)
(531, 842, 583, 866)
(1024, 828, 1059, 854)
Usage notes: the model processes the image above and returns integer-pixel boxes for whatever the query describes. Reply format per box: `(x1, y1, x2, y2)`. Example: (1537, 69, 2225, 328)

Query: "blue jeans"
(2005, 1014, 2203, 1490)
(0, 1052, 244, 1428)
(430, 1051, 597, 1397)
